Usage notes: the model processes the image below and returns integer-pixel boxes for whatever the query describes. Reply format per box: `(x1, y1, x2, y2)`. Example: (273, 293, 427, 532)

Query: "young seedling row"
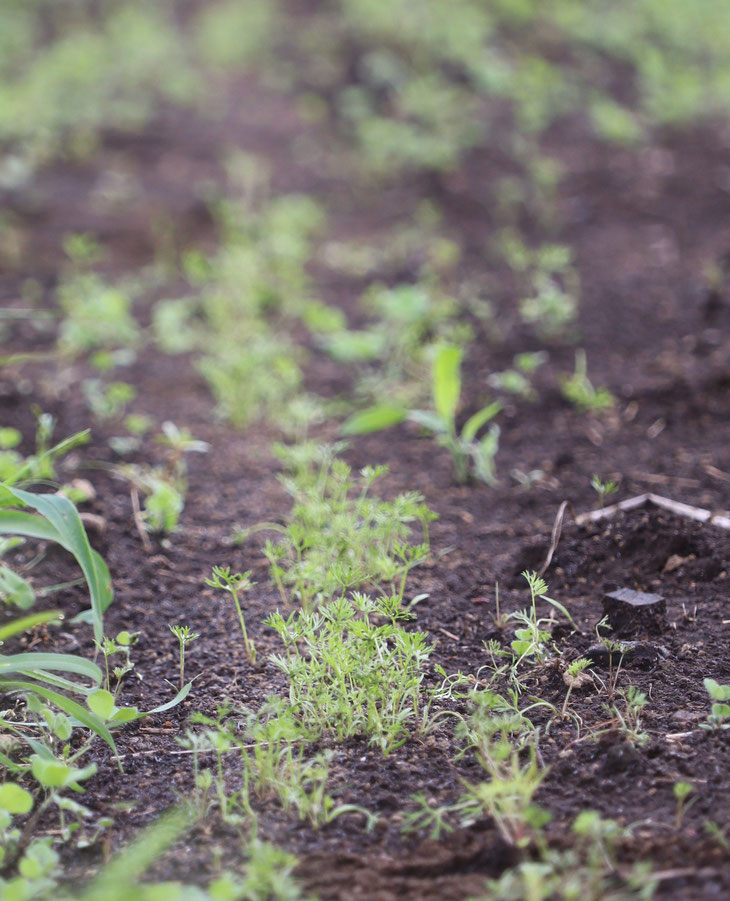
(1, 2, 729, 899)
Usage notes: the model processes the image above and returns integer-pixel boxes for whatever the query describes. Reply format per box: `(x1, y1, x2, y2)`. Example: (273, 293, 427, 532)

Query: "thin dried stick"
(575, 493, 730, 529)
(130, 488, 153, 552)
(538, 500, 576, 576)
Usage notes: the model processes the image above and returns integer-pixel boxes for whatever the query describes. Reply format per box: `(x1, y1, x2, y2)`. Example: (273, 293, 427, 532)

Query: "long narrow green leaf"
(0, 750, 23, 772)
(16, 670, 100, 696)
(461, 401, 502, 443)
(143, 682, 192, 716)
(0, 489, 113, 642)
(433, 345, 462, 430)
(4, 430, 90, 487)
(543, 595, 579, 631)
(79, 804, 195, 900)
(0, 564, 35, 609)
(407, 409, 447, 434)
(0, 681, 117, 756)
(341, 404, 406, 435)
(0, 653, 102, 683)
(0, 610, 61, 642)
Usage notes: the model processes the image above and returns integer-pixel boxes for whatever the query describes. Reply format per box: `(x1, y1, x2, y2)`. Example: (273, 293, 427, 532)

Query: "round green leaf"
(0, 782, 33, 814)
(31, 757, 72, 789)
(87, 689, 116, 720)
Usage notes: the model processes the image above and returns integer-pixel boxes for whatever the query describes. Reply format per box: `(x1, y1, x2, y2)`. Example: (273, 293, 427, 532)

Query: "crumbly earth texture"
(2, 32, 730, 901)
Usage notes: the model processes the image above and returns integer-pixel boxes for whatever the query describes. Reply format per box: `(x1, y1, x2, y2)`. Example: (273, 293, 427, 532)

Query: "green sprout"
(343, 344, 502, 484)
(561, 657, 593, 718)
(673, 781, 695, 829)
(702, 678, 730, 730)
(590, 474, 618, 508)
(206, 566, 257, 664)
(560, 350, 615, 412)
(169, 624, 200, 691)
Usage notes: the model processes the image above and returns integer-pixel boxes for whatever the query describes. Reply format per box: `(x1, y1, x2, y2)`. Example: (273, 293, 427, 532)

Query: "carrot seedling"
(206, 566, 256, 663)
(169, 624, 200, 691)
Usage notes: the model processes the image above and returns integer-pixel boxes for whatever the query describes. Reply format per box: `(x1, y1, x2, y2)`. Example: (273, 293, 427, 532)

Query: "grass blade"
(0, 488, 113, 642)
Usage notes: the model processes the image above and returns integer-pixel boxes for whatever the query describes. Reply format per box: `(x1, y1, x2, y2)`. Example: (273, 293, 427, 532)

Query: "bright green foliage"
(243, 445, 434, 609)
(187, 702, 376, 832)
(416, 343, 503, 484)
(488, 353, 547, 402)
(509, 572, 576, 668)
(266, 593, 433, 753)
(197, 338, 302, 429)
(169, 625, 200, 691)
(205, 567, 257, 664)
(143, 478, 185, 534)
(0, 4, 199, 176)
(289, 0, 730, 178)
(167, 186, 323, 429)
(499, 231, 579, 341)
(195, 0, 279, 69)
(0, 416, 89, 487)
(455, 688, 550, 847)
(559, 351, 615, 412)
(703, 678, 730, 730)
(0, 565, 35, 610)
(317, 282, 473, 404)
(83, 380, 137, 423)
(343, 344, 502, 484)
(57, 275, 139, 356)
(607, 686, 650, 748)
(673, 781, 695, 829)
(476, 810, 657, 900)
(591, 475, 618, 508)
(0, 485, 112, 642)
(120, 422, 207, 535)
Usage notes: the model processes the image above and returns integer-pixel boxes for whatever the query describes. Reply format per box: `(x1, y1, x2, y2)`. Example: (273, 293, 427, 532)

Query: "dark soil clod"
(585, 640, 669, 670)
(601, 587, 667, 638)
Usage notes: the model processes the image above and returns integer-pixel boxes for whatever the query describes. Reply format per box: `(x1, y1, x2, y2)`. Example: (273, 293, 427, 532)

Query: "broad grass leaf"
(461, 401, 502, 443)
(0, 487, 113, 643)
(0, 652, 102, 685)
(0, 611, 60, 642)
(341, 405, 406, 435)
(433, 344, 462, 428)
(0, 565, 35, 609)
(1, 681, 117, 757)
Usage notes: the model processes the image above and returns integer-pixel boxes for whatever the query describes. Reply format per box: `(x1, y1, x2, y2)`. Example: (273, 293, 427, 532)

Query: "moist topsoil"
(1, 65, 730, 901)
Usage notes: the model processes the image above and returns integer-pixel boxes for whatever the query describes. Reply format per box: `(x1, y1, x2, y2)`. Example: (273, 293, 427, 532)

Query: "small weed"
(560, 350, 615, 412)
(343, 344, 501, 484)
(607, 685, 650, 748)
(206, 566, 257, 664)
(266, 593, 433, 753)
(561, 657, 594, 718)
(239, 445, 434, 609)
(509, 571, 577, 667)
(702, 678, 730, 730)
(673, 781, 695, 829)
(82, 379, 136, 423)
(478, 810, 657, 900)
(591, 474, 619, 508)
(95, 630, 139, 696)
(169, 624, 200, 691)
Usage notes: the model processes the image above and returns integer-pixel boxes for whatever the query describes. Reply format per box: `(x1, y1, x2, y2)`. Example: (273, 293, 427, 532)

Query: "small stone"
(662, 553, 695, 574)
(670, 709, 703, 726)
(601, 587, 667, 638)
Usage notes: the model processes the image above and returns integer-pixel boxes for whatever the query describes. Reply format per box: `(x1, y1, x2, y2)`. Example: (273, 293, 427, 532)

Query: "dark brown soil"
(2, 36, 730, 901)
